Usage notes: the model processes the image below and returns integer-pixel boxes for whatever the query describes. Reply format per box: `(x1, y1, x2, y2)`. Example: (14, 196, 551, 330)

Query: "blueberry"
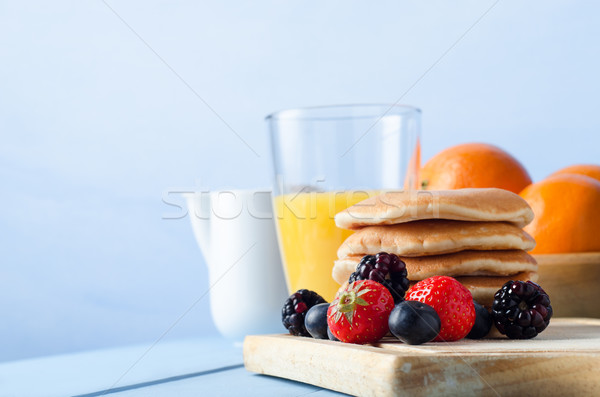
(304, 303, 329, 339)
(467, 301, 492, 339)
(388, 301, 440, 345)
(327, 326, 339, 341)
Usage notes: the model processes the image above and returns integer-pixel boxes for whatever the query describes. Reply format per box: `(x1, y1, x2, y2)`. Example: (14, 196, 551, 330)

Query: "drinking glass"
(268, 104, 421, 301)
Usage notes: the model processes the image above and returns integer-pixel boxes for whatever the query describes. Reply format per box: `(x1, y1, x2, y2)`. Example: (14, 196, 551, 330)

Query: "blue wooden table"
(0, 338, 348, 397)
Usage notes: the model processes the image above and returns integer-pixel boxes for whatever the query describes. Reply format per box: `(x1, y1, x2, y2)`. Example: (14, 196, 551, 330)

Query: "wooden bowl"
(535, 252, 600, 318)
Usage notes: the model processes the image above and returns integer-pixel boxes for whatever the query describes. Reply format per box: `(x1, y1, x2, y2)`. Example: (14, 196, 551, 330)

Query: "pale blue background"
(1, 0, 599, 362)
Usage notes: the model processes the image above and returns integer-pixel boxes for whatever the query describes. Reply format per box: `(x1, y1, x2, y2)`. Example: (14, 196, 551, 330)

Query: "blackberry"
(282, 289, 326, 336)
(491, 280, 553, 339)
(348, 252, 409, 303)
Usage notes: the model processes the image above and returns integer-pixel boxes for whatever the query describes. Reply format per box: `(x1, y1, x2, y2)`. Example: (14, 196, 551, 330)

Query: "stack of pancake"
(332, 188, 538, 307)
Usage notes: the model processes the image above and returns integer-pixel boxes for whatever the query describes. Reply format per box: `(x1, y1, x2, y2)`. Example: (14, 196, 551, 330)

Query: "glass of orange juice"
(267, 104, 421, 301)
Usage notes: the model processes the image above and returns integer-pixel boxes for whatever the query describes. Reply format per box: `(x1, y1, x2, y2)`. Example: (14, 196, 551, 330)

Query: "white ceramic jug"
(185, 189, 288, 340)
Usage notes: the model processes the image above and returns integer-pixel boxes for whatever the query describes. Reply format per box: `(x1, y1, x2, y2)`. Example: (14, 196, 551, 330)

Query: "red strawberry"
(405, 276, 475, 342)
(327, 280, 394, 344)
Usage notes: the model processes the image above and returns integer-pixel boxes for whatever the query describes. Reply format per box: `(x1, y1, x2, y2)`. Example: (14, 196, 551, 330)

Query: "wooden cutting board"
(244, 318, 600, 396)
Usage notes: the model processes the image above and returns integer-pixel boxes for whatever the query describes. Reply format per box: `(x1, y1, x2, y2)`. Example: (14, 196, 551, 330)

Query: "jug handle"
(185, 192, 211, 262)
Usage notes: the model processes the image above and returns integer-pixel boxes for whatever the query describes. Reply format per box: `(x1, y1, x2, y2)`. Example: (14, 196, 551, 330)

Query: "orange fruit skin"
(520, 174, 600, 254)
(420, 143, 532, 194)
(549, 164, 600, 183)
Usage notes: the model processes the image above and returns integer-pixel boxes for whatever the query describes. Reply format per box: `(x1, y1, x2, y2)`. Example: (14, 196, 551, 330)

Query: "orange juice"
(273, 190, 375, 301)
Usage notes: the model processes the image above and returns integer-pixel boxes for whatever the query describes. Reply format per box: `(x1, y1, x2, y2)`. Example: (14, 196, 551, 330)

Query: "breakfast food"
(327, 327, 339, 341)
(466, 301, 493, 339)
(419, 143, 532, 194)
(282, 289, 326, 336)
(333, 188, 538, 309)
(388, 300, 441, 345)
(327, 280, 394, 344)
(336, 220, 535, 258)
(286, 275, 551, 344)
(281, 186, 555, 344)
(520, 174, 600, 254)
(452, 271, 538, 307)
(304, 303, 330, 339)
(334, 250, 538, 284)
(347, 252, 410, 303)
(491, 280, 553, 339)
(335, 188, 534, 230)
(405, 276, 476, 342)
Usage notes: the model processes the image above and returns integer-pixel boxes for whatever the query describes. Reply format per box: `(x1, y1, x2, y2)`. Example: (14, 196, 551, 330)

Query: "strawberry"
(327, 280, 394, 344)
(405, 276, 475, 342)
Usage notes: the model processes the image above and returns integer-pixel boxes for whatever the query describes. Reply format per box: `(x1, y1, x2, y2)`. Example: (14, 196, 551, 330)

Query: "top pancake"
(335, 188, 534, 230)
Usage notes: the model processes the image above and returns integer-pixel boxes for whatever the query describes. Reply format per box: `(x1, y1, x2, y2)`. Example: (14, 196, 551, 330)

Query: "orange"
(420, 143, 532, 194)
(548, 164, 600, 183)
(520, 174, 600, 254)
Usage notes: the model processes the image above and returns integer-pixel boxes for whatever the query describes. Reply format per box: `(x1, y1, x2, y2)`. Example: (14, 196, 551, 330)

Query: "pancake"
(399, 272, 538, 307)
(335, 188, 534, 230)
(337, 220, 536, 259)
(332, 250, 538, 285)
(452, 272, 539, 307)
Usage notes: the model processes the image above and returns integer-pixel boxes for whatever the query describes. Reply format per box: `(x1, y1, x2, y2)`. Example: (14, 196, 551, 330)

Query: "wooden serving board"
(244, 318, 600, 397)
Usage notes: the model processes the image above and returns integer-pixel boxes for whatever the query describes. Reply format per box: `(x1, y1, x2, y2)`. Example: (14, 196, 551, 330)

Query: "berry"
(388, 301, 441, 345)
(282, 289, 326, 336)
(348, 253, 410, 303)
(491, 280, 552, 339)
(304, 303, 329, 339)
(466, 301, 492, 339)
(405, 276, 475, 342)
(327, 280, 394, 344)
(327, 326, 339, 341)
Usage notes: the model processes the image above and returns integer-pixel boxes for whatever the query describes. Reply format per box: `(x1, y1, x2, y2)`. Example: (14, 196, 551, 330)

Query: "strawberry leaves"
(327, 280, 394, 344)
(330, 283, 371, 325)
